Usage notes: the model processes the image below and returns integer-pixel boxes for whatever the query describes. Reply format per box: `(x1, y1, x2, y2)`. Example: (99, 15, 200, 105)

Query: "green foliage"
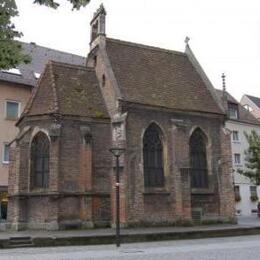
(34, 0, 90, 10)
(238, 130, 260, 185)
(0, 0, 31, 69)
(0, 0, 91, 69)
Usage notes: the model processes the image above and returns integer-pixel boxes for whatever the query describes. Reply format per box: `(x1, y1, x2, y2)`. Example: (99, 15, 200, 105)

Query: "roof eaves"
(121, 99, 225, 116)
(228, 118, 260, 126)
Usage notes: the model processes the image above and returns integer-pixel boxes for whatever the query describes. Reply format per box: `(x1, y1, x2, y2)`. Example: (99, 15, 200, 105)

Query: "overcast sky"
(15, 0, 260, 101)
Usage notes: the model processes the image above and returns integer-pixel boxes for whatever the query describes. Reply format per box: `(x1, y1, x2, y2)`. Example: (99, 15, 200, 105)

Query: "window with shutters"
(143, 123, 164, 188)
(31, 132, 50, 189)
(190, 128, 208, 188)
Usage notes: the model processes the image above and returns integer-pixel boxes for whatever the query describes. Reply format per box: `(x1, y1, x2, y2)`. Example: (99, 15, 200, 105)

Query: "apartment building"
(216, 89, 260, 216)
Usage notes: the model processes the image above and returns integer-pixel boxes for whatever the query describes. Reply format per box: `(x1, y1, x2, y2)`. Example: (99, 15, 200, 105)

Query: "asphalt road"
(1, 234, 260, 260)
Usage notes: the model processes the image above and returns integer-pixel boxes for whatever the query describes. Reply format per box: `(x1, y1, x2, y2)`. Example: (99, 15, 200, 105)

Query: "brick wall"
(121, 105, 234, 225)
(8, 116, 112, 230)
(7, 109, 234, 229)
(218, 127, 235, 220)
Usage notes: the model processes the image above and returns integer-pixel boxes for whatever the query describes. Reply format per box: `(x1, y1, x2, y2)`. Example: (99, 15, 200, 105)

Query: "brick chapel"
(7, 5, 235, 230)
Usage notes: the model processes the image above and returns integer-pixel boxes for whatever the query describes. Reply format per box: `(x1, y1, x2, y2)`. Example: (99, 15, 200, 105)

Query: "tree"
(238, 130, 260, 185)
(34, 0, 90, 10)
(0, 0, 90, 69)
(0, 0, 31, 69)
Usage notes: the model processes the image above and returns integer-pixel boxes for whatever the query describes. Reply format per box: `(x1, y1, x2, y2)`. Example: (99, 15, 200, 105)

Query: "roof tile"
(25, 62, 109, 119)
(106, 38, 223, 114)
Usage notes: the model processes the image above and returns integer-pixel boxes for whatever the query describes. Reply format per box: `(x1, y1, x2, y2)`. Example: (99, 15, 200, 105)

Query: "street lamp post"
(109, 147, 125, 247)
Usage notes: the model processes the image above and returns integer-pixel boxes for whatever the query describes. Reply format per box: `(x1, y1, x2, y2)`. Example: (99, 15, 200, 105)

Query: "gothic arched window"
(189, 128, 208, 188)
(143, 123, 164, 187)
(31, 132, 50, 189)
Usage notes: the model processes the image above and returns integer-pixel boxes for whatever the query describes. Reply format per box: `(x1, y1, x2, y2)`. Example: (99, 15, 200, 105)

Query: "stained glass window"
(31, 132, 49, 188)
(143, 123, 164, 187)
(190, 128, 208, 188)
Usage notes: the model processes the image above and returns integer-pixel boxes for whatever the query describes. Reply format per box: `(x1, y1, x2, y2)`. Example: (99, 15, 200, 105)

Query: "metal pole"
(116, 155, 120, 247)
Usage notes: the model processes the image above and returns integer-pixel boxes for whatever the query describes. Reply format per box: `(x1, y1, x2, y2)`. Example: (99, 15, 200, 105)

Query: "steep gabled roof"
(22, 61, 109, 119)
(245, 94, 260, 108)
(105, 38, 223, 115)
(215, 89, 260, 125)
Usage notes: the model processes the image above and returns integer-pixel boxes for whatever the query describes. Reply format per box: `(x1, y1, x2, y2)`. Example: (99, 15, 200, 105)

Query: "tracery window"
(143, 123, 164, 187)
(31, 132, 50, 189)
(190, 128, 208, 188)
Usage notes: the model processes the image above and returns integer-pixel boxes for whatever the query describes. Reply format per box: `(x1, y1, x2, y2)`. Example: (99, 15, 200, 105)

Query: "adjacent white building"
(216, 89, 260, 216)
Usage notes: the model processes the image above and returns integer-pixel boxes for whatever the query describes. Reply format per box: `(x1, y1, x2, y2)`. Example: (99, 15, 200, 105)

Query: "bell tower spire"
(90, 4, 106, 49)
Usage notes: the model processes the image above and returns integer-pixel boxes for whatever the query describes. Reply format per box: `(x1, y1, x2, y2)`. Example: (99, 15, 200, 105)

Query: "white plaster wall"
(226, 121, 260, 216)
(0, 84, 31, 187)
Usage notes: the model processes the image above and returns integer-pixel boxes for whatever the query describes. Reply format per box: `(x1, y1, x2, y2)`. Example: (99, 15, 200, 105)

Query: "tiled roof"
(215, 89, 260, 125)
(245, 95, 260, 108)
(105, 38, 223, 115)
(24, 61, 109, 119)
(0, 42, 85, 87)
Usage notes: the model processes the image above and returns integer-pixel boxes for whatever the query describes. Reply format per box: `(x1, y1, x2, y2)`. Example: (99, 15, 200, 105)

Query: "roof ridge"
(48, 61, 59, 113)
(245, 94, 260, 100)
(106, 38, 185, 56)
(20, 41, 85, 59)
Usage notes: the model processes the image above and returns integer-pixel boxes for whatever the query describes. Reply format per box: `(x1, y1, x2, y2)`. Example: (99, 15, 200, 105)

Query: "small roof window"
(1, 68, 22, 76)
(228, 102, 239, 120)
(34, 72, 41, 79)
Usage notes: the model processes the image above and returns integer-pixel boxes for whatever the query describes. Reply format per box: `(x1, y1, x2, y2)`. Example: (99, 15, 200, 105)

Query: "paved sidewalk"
(0, 216, 259, 248)
(236, 215, 260, 227)
(0, 215, 259, 238)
